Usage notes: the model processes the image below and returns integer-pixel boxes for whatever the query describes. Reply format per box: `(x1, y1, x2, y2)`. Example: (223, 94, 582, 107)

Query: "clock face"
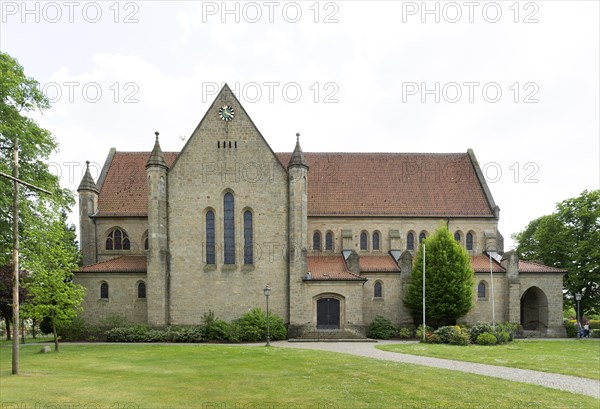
(219, 105, 235, 121)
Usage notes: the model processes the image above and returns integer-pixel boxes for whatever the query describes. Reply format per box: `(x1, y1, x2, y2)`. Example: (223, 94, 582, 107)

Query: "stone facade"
(74, 85, 567, 337)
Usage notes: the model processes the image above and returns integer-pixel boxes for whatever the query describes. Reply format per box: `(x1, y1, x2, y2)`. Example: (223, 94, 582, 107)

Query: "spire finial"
(85, 160, 90, 168)
(155, 131, 159, 142)
(296, 132, 300, 143)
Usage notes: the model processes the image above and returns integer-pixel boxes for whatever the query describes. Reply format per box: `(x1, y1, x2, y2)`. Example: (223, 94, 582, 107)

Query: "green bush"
(496, 330, 510, 344)
(433, 326, 455, 344)
(105, 325, 164, 342)
(591, 329, 600, 338)
(589, 320, 600, 330)
(476, 332, 497, 345)
(416, 324, 434, 341)
(448, 327, 470, 346)
(170, 327, 204, 343)
(425, 333, 441, 344)
(469, 322, 494, 343)
(233, 308, 286, 342)
(201, 310, 229, 341)
(56, 316, 103, 342)
(564, 320, 577, 338)
(495, 322, 518, 341)
(398, 327, 413, 339)
(368, 316, 397, 339)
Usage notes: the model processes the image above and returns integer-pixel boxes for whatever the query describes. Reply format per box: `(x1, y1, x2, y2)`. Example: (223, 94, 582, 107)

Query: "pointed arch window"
(313, 231, 322, 251)
(244, 211, 253, 264)
(466, 232, 474, 251)
(138, 282, 146, 299)
(407, 232, 415, 251)
(454, 232, 461, 243)
(206, 210, 215, 264)
(144, 236, 149, 251)
(419, 231, 427, 244)
(360, 231, 368, 250)
(325, 232, 333, 251)
(106, 228, 130, 250)
(374, 281, 383, 298)
(100, 282, 109, 299)
(224, 193, 235, 264)
(477, 281, 487, 299)
(372, 232, 380, 251)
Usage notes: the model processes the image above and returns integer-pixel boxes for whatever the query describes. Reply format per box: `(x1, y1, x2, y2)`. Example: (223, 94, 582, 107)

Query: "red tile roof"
(307, 256, 366, 281)
(359, 255, 401, 272)
(96, 152, 177, 217)
(276, 152, 495, 217)
(471, 255, 506, 273)
(94, 150, 495, 218)
(79, 256, 147, 273)
(518, 261, 567, 273)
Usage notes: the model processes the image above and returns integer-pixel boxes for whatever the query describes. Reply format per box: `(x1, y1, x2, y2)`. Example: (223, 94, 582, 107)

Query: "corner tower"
(146, 132, 169, 326)
(77, 161, 99, 266)
(287, 133, 309, 335)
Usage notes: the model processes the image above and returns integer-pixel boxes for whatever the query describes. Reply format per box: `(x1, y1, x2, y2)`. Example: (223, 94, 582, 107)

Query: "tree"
(0, 51, 73, 266)
(0, 265, 28, 340)
(404, 223, 474, 327)
(513, 190, 600, 317)
(21, 210, 85, 352)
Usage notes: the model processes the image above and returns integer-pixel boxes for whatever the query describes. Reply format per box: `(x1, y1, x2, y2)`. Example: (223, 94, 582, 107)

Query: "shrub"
(589, 320, 600, 330)
(56, 316, 103, 342)
(416, 324, 434, 341)
(100, 313, 129, 328)
(368, 316, 397, 339)
(106, 325, 158, 342)
(496, 330, 510, 344)
(170, 327, 204, 343)
(201, 310, 229, 341)
(591, 329, 600, 339)
(233, 308, 286, 342)
(425, 333, 441, 344)
(398, 327, 413, 339)
(476, 332, 497, 345)
(448, 327, 470, 346)
(496, 322, 518, 341)
(469, 322, 494, 343)
(564, 320, 577, 338)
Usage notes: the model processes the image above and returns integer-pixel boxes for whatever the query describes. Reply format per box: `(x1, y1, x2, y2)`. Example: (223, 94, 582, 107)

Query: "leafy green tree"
(0, 51, 73, 266)
(405, 223, 474, 327)
(21, 210, 85, 352)
(513, 190, 600, 317)
(0, 265, 28, 340)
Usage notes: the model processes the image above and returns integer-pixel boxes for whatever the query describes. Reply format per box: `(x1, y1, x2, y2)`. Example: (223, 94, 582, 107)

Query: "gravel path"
(273, 340, 600, 400)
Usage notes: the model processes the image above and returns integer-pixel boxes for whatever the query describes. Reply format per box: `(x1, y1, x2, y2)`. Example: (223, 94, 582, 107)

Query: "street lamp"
(575, 292, 582, 339)
(263, 285, 271, 346)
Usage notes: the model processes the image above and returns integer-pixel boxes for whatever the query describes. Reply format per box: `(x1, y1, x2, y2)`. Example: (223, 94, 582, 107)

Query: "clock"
(219, 105, 235, 121)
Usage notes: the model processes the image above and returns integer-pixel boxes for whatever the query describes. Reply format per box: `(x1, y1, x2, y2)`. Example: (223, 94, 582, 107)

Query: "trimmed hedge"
(368, 316, 397, 339)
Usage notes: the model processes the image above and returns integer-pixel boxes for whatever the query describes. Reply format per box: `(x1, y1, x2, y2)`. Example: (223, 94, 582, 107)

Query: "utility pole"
(0, 137, 51, 375)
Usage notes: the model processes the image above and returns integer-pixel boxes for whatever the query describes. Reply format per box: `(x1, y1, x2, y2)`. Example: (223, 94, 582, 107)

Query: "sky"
(1, 0, 599, 250)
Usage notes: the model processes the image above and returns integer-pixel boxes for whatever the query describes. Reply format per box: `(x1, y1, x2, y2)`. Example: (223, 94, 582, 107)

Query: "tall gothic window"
(419, 231, 427, 244)
(313, 231, 321, 251)
(106, 228, 130, 250)
(244, 211, 253, 264)
(407, 232, 415, 251)
(478, 281, 486, 299)
(137, 282, 146, 299)
(374, 281, 383, 298)
(224, 193, 235, 264)
(360, 231, 368, 250)
(100, 282, 109, 299)
(454, 232, 461, 243)
(325, 232, 333, 251)
(372, 232, 380, 251)
(466, 232, 474, 251)
(206, 210, 215, 264)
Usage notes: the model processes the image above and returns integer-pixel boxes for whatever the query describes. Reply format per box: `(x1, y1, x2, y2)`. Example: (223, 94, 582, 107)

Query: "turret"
(77, 161, 99, 265)
(146, 132, 169, 326)
(287, 133, 309, 335)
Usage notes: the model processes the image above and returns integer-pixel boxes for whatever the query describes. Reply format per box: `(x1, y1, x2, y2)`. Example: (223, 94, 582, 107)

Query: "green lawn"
(377, 340, 600, 380)
(1, 343, 598, 408)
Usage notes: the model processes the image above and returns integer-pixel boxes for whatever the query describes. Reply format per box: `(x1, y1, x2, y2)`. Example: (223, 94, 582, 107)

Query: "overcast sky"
(2, 0, 599, 249)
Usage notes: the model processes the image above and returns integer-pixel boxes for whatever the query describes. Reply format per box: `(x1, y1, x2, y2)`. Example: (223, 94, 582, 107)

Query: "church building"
(74, 85, 567, 337)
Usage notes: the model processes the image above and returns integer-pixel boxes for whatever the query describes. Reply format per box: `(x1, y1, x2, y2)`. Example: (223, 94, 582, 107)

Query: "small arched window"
(419, 231, 427, 244)
(466, 232, 474, 251)
(374, 281, 383, 298)
(360, 231, 368, 250)
(224, 193, 235, 264)
(477, 281, 486, 299)
(138, 282, 146, 299)
(106, 228, 130, 250)
(100, 282, 109, 299)
(144, 236, 149, 251)
(313, 231, 322, 251)
(325, 232, 333, 251)
(206, 210, 215, 265)
(454, 232, 461, 243)
(407, 232, 415, 251)
(372, 232, 380, 251)
(244, 211, 253, 264)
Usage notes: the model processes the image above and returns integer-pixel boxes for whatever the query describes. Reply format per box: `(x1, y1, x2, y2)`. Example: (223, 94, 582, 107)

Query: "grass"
(377, 339, 600, 380)
(1, 343, 598, 408)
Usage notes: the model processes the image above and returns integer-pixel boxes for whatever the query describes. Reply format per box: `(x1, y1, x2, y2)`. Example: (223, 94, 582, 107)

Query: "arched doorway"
(317, 297, 340, 330)
(520, 286, 549, 331)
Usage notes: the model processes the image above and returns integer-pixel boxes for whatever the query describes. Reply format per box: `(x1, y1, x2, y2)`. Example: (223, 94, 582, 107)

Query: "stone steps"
(289, 330, 376, 342)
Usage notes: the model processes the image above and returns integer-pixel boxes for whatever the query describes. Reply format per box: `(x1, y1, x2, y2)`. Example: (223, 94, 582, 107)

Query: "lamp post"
(575, 292, 582, 339)
(263, 285, 271, 346)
